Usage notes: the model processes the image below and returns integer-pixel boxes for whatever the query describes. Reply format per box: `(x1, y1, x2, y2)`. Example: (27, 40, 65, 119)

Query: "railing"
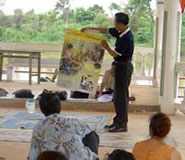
(175, 62, 185, 98)
(132, 47, 155, 86)
(178, 78, 185, 98)
(0, 42, 156, 86)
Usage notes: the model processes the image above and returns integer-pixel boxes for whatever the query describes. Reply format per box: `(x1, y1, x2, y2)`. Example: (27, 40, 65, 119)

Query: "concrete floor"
(0, 82, 183, 159)
(0, 110, 184, 160)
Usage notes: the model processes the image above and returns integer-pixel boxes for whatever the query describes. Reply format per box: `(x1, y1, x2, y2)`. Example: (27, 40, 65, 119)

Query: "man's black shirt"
(108, 28, 134, 63)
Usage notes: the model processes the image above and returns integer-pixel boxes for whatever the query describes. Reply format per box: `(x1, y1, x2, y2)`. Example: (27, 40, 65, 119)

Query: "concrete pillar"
(153, 0, 165, 87)
(160, 0, 181, 114)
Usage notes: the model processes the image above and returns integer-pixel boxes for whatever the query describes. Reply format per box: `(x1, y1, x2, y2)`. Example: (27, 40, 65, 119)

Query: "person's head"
(114, 12, 129, 31)
(106, 149, 135, 160)
(37, 151, 68, 160)
(149, 112, 171, 139)
(39, 90, 61, 117)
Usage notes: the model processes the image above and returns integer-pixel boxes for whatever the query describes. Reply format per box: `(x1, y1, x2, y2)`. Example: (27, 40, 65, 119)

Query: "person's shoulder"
(128, 30, 133, 34)
(133, 139, 150, 155)
(134, 139, 151, 148)
(136, 139, 149, 145)
(124, 30, 134, 38)
(32, 119, 45, 136)
(33, 114, 60, 129)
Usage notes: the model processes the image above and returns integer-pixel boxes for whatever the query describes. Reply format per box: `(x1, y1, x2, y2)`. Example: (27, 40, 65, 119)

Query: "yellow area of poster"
(64, 29, 106, 44)
(57, 29, 106, 97)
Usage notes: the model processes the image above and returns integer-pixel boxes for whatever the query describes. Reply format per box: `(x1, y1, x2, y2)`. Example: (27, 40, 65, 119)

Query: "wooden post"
(0, 53, 3, 81)
(29, 54, 33, 85)
(37, 53, 41, 84)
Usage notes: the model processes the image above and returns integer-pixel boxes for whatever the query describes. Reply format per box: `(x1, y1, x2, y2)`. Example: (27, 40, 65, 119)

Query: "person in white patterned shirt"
(28, 90, 99, 160)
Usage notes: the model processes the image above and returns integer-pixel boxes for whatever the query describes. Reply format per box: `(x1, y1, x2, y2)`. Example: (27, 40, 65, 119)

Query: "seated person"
(133, 113, 182, 160)
(96, 67, 114, 102)
(97, 67, 135, 102)
(37, 151, 68, 160)
(28, 90, 99, 160)
(99, 67, 114, 96)
(104, 149, 135, 160)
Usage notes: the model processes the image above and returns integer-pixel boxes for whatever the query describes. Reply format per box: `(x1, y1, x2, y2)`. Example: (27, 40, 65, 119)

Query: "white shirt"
(28, 114, 98, 160)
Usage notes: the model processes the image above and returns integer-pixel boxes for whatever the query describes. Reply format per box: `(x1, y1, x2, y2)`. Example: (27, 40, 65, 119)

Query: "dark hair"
(150, 112, 171, 138)
(37, 151, 68, 160)
(108, 149, 135, 160)
(39, 90, 61, 116)
(115, 12, 129, 25)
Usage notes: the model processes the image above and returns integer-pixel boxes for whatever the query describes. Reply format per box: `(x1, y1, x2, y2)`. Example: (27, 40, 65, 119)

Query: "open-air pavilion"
(0, 0, 185, 159)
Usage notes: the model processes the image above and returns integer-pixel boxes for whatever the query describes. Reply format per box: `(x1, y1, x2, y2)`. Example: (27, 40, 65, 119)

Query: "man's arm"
(81, 27, 108, 34)
(101, 40, 122, 58)
(82, 28, 120, 57)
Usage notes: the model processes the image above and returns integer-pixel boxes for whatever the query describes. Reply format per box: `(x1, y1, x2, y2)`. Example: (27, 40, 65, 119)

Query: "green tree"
(125, 0, 154, 46)
(73, 5, 107, 25)
(109, 3, 122, 16)
(125, 0, 153, 32)
(0, 10, 6, 26)
(74, 8, 95, 23)
(55, 0, 71, 23)
(88, 5, 105, 14)
(181, 15, 185, 60)
(13, 9, 24, 29)
(93, 13, 110, 27)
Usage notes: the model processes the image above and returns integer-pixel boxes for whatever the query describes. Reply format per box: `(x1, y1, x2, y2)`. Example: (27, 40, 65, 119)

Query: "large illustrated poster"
(57, 29, 105, 97)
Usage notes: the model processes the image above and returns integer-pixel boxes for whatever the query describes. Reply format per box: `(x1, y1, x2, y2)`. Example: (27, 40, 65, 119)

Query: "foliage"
(109, 2, 123, 16)
(124, 0, 154, 46)
(0, 3, 112, 43)
(181, 15, 185, 60)
(1, 0, 182, 50)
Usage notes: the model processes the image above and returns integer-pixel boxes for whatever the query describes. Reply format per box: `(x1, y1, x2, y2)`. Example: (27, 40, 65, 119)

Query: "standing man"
(82, 12, 134, 132)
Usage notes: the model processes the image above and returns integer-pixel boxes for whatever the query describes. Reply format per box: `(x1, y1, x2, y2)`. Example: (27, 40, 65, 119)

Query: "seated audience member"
(37, 151, 68, 160)
(99, 67, 114, 96)
(96, 67, 114, 102)
(104, 149, 135, 160)
(96, 67, 135, 102)
(28, 90, 99, 160)
(133, 113, 182, 160)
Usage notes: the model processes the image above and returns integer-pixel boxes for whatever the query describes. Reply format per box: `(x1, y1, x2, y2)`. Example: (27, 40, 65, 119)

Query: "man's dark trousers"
(113, 62, 133, 127)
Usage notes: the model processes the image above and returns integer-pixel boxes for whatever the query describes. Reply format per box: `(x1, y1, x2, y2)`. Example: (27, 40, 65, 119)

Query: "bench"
(0, 51, 41, 85)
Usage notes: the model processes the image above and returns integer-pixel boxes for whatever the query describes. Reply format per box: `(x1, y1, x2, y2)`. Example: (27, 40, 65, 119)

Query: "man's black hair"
(115, 12, 129, 25)
(108, 149, 135, 160)
(39, 90, 61, 116)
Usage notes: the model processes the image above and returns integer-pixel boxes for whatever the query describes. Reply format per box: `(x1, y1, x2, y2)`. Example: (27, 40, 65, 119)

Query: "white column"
(160, 0, 181, 114)
(153, 0, 165, 87)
